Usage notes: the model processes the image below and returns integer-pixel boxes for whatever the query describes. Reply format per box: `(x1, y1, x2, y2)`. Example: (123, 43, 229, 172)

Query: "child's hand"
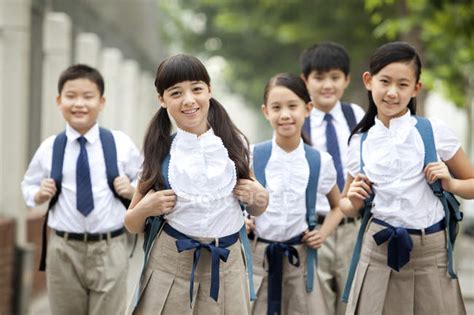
(301, 229, 325, 249)
(245, 216, 256, 234)
(233, 179, 264, 206)
(347, 174, 372, 210)
(34, 178, 57, 205)
(424, 162, 453, 191)
(113, 176, 134, 199)
(139, 189, 177, 216)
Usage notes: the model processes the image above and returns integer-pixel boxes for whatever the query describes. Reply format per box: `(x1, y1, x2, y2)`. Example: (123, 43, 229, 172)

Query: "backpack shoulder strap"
(40, 131, 67, 271)
(341, 102, 357, 132)
(342, 131, 373, 302)
(414, 115, 459, 279)
(252, 140, 273, 187)
(303, 144, 321, 293)
(99, 127, 131, 209)
(303, 116, 312, 139)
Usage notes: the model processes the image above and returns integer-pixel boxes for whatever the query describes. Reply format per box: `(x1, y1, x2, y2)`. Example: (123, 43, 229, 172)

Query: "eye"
(400, 83, 409, 88)
(331, 75, 341, 81)
(289, 104, 298, 109)
(193, 86, 204, 93)
(380, 79, 389, 84)
(271, 105, 280, 111)
(170, 91, 181, 97)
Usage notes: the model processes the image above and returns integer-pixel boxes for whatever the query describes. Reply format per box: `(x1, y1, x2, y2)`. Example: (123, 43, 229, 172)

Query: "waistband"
(317, 214, 357, 226)
(371, 218, 445, 272)
(55, 227, 125, 242)
(163, 223, 239, 305)
(249, 232, 302, 245)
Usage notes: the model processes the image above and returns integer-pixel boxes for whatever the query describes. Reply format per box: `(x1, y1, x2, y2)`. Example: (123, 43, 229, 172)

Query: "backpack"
(137, 135, 257, 308)
(341, 116, 463, 303)
(39, 127, 132, 271)
(302, 102, 357, 139)
(252, 140, 321, 293)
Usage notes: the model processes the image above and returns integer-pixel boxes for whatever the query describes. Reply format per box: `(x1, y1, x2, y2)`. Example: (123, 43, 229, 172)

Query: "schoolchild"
(247, 73, 345, 315)
(124, 54, 269, 314)
(299, 42, 365, 315)
(340, 41, 473, 314)
(21, 64, 141, 315)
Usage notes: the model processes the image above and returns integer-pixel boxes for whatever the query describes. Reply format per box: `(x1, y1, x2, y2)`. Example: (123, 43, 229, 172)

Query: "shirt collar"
(176, 127, 214, 141)
(310, 101, 344, 125)
(66, 123, 100, 144)
(271, 136, 305, 159)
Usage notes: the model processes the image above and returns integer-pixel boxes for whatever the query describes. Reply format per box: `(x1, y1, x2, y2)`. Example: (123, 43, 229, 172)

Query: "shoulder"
(347, 103, 366, 120)
(110, 129, 138, 147)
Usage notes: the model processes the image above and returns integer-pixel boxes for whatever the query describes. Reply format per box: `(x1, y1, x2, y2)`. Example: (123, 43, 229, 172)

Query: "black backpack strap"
(39, 131, 67, 271)
(99, 127, 131, 209)
(341, 103, 357, 133)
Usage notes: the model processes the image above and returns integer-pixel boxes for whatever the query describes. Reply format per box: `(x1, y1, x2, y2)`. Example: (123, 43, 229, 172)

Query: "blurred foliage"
(158, 0, 384, 108)
(365, 0, 474, 109)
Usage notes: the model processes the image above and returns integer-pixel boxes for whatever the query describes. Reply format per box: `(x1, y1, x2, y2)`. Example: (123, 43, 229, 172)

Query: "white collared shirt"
(21, 123, 142, 233)
(165, 128, 244, 238)
(346, 112, 460, 229)
(252, 138, 336, 242)
(309, 101, 365, 215)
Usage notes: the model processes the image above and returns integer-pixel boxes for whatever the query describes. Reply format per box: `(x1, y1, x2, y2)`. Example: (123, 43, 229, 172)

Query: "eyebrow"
(379, 74, 411, 82)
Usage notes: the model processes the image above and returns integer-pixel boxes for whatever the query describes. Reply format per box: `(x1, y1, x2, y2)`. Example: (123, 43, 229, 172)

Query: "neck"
(275, 134, 301, 153)
(378, 108, 409, 127)
(313, 102, 336, 113)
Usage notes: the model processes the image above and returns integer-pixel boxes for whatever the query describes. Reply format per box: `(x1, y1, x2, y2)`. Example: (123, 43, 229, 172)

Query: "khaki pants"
(46, 231, 129, 315)
(317, 220, 360, 315)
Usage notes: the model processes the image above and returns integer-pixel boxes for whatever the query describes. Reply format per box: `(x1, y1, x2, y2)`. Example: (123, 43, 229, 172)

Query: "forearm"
(245, 189, 268, 216)
(446, 178, 474, 199)
(124, 205, 152, 234)
(339, 197, 362, 218)
(319, 207, 345, 238)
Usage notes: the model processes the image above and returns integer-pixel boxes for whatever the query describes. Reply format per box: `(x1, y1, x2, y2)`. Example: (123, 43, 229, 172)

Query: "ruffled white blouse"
(253, 138, 336, 242)
(346, 112, 460, 229)
(165, 128, 244, 238)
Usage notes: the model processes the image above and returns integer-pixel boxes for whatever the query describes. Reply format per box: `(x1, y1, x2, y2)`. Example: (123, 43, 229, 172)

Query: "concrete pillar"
(75, 32, 101, 68)
(41, 12, 72, 140)
(99, 47, 122, 130)
(136, 71, 156, 149)
(0, 0, 31, 243)
(121, 59, 140, 143)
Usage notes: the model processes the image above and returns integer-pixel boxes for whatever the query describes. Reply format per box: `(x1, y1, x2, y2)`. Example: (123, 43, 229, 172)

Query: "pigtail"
(140, 107, 172, 193)
(208, 98, 251, 180)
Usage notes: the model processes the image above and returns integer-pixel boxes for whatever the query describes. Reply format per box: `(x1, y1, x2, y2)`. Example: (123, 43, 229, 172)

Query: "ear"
(261, 104, 270, 120)
(99, 96, 106, 112)
(412, 81, 423, 97)
(300, 73, 308, 85)
(304, 102, 312, 117)
(362, 72, 373, 90)
(344, 74, 351, 89)
(158, 95, 167, 108)
(56, 95, 61, 108)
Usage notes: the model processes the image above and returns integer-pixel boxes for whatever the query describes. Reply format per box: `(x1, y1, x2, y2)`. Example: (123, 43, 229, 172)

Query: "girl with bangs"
(125, 54, 268, 314)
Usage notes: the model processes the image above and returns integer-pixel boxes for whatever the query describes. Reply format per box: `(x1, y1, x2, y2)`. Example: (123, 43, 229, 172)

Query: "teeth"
(183, 108, 198, 114)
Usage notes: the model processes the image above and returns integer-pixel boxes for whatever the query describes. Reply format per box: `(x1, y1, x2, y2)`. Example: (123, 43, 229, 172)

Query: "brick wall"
(0, 218, 15, 315)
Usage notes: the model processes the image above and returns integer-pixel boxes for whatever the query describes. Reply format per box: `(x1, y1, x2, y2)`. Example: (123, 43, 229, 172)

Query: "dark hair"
(300, 42, 350, 78)
(263, 73, 312, 145)
(349, 42, 422, 143)
(57, 64, 105, 95)
(140, 54, 251, 193)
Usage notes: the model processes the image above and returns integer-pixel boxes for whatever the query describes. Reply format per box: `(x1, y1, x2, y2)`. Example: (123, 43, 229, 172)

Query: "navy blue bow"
(175, 238, 230, 306)
(265, 242, 300, 315)
(372, 221, 413, 272)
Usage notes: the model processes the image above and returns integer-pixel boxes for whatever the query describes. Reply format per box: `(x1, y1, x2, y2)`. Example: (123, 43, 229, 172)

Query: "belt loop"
(106, 232, 111, 245)
(421, 228, 425, 246)
(64, 232, 69, 241)
(84, 233, 88, 242)
(215, 237, 219, 247)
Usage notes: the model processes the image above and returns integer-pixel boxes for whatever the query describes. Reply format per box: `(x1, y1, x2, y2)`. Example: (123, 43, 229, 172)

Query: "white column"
(0, 0, 31, 243)
(99, 48, 123, 130)
(75, 32, 101, 67)
(121, 59, 140, 143)
(136, 71, 156, 149)
(41, 12, 72, 139)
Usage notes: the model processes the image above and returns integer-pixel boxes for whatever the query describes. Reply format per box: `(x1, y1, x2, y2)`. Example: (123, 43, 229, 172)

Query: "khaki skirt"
(251, 238, 329, 315)
(133, 227, 251, 315)
(346, 220, 466, 315)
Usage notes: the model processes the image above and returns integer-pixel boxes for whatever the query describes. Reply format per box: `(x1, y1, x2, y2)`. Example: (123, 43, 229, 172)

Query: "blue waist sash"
(256, 234, 302, 315)
(372, 218, 445, 272)
(163, 223, 239, 306)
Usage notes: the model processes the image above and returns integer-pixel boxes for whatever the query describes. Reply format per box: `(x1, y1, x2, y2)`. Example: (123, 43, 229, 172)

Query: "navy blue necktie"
(76, 136, 94, 216)
(324, 113, 345, 191)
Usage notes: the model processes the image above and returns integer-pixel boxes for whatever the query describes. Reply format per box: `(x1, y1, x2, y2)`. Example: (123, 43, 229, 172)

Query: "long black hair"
(263, 73, 312, 145)
(140, 54, 250, 193)
(349, 42, 422, 143)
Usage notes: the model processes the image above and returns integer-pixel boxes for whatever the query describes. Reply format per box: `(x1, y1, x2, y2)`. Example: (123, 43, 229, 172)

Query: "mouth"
(72, 111, 87, 117)
(182, 108, 199, 115)
(278, 122, 294, 128)
(383, 100, 399, 106)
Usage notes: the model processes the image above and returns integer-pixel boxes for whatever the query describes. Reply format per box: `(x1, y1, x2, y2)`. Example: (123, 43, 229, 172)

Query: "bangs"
(154, 54, 210, 95)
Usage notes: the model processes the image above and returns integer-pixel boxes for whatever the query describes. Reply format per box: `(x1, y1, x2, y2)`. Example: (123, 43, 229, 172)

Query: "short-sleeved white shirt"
(346, 112, 460, 229)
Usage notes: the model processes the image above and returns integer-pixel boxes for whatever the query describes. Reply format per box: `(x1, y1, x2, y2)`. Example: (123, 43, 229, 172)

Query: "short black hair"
(300, 42, 350, 78)
(57, 64, 105, 95)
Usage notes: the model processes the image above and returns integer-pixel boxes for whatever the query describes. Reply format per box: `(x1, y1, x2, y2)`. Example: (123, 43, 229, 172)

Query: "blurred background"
(0, 0, 472, 314)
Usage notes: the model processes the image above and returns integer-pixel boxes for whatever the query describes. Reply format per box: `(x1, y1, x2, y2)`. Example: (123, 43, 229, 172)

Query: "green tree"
(159, 0, 383, 109)
(365, 0, 474, 156)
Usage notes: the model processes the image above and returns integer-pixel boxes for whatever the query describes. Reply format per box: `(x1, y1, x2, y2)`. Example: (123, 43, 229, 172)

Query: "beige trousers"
(317, 220, 360, 315)
(46, 231, 129, 315)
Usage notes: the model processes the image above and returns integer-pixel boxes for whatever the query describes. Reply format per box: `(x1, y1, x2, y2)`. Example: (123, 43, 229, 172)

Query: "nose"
(280, 109, 290, 119)
(386, 85, 397, 98)
(322, 77, 332, 89)
(182, 91, 195, 106)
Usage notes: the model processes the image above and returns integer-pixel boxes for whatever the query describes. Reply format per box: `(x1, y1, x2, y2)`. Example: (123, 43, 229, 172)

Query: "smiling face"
(262, 86, 312, 141)
(363, 61, 422, 126)
(160, 80, 212, 135)
(56, 78, 105, 134)
(303, 69, 350, 112)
